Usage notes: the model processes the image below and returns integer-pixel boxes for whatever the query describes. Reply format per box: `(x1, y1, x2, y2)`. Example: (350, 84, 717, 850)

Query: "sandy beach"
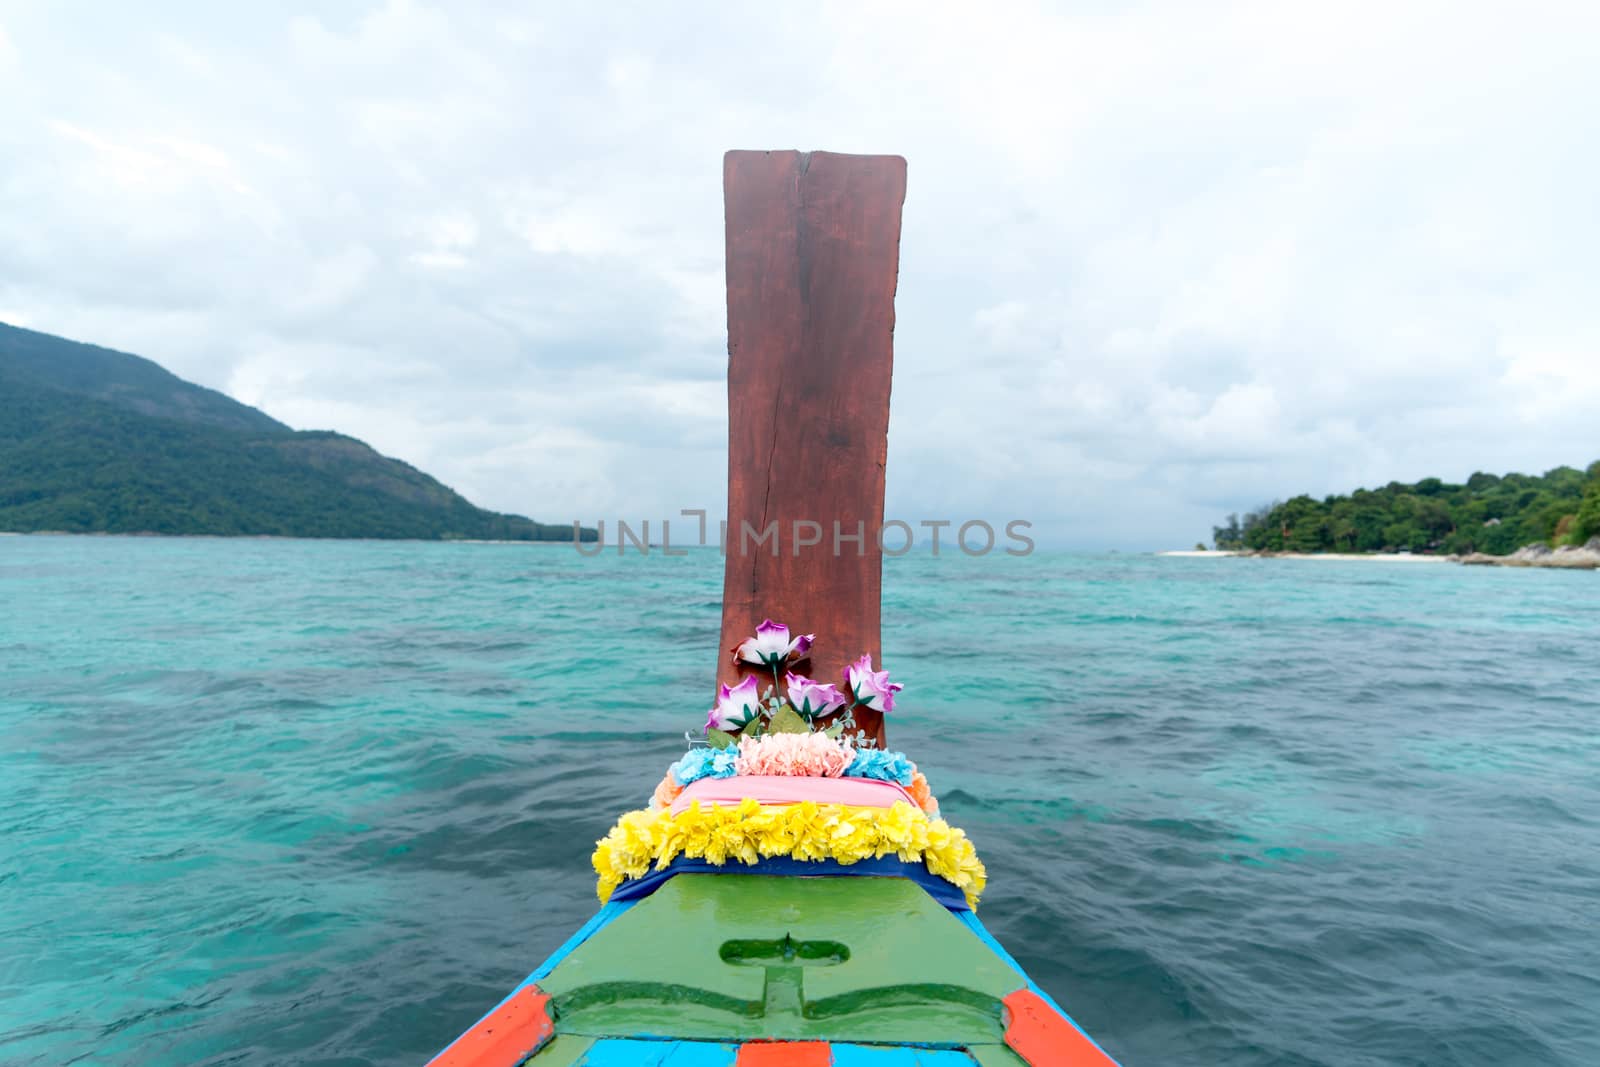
(1159, 550, 1450, 563)
(1162, 547, 1597, 569)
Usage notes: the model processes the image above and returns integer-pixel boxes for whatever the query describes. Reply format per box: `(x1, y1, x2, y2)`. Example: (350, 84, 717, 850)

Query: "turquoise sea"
(2, 537, 1598, 1066)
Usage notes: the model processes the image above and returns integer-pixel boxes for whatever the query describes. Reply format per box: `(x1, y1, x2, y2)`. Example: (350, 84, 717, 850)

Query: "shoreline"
(1159, 549, 1449, 563)
(0, 530, 587, 545)
(1161, 542, 1600, 570)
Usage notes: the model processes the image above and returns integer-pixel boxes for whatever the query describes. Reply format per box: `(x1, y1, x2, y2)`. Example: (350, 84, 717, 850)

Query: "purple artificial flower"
(733, 618, 815, 667)
(707, 675, 762, 732)
(845, 654, 903, 713)
(784, 671, 847, 720)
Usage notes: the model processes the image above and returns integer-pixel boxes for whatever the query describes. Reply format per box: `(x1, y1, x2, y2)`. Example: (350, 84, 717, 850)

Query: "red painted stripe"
(735, 1041, 832, 1066)
(1003, 989, 1119, 1066)
(426, 986, 554, 1067)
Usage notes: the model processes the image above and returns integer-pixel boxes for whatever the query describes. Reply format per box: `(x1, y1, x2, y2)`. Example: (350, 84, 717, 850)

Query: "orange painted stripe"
(1003, 989, 1119, 1066)
(735, 1041, 832, 1067)
(426, 986, 554, 1067)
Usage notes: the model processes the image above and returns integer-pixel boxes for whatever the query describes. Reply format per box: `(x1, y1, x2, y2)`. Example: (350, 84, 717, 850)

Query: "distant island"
(1206, 462, 1600, 568)
(0, 321, 595, 542)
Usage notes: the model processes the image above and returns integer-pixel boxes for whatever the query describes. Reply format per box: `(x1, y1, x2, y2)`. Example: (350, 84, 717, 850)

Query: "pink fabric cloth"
(669, 774, 917, 815)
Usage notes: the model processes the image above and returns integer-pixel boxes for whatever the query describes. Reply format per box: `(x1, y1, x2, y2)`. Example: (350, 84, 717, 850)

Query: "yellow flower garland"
(592, 798, 987, 909)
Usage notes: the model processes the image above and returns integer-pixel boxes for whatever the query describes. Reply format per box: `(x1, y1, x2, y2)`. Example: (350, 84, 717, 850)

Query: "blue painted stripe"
(953, 911, 1123, 1066)
(574, 1038, 673, 1066)
(658, 1040, 741, 1065)
(572, 1039, 738, 1066)
(830, 1044, 978, 1064)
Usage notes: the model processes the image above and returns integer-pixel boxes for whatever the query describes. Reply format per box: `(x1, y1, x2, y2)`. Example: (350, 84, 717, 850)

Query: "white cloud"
(1, 1, 1597, 547)
(291, 246, 381, 315)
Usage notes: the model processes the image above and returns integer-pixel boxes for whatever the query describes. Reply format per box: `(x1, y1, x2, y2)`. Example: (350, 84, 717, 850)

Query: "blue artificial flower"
(845, 748, 915, 786)
(670, 747, 740, 786)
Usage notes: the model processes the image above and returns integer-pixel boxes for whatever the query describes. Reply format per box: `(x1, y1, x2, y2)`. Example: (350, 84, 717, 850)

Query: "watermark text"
(572, 511, 1034, 557)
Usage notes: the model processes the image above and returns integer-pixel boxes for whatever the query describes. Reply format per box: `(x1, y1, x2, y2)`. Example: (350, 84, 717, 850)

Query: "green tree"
(1217, 459, 1597, 556)
(1575, 482, 1600, 542)
(1212, 512, 1244, 549)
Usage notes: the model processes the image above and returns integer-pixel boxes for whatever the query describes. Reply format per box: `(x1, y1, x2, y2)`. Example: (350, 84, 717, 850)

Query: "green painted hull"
(544, 875, 1020, 1046)
(429, 871, 1122, 1065)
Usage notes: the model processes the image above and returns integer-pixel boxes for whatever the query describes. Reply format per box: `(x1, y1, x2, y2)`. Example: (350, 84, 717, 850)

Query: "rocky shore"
(1459, 538, 1600, 570)
(1163, 539, 1600, 570)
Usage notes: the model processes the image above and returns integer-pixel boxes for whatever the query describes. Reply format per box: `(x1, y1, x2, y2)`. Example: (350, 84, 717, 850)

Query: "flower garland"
(592, 798, 986, 909)
(737, 732, 854, 778)
(612, 619, 974, 905)
(669, 747, 738, 785)
(649, 732, 942, 816)
(845, 747, 915, 784)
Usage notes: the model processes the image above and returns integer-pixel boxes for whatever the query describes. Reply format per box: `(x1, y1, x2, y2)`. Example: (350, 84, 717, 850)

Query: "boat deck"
(431, 873, 1118, 1065)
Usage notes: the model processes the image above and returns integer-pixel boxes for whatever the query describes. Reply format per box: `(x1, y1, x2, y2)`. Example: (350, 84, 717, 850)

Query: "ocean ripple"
(2, 540, 1598, 1065)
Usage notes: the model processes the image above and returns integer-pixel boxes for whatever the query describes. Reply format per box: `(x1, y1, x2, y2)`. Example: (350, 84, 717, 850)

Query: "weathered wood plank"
(718, 150, 906, 747)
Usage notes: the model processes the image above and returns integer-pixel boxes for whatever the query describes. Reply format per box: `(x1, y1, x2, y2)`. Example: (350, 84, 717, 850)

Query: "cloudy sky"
(1, 2, 1595, 548)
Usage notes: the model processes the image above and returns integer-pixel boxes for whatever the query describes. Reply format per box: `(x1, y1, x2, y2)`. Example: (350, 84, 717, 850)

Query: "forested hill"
(0, 321, 286, 433)
(0, 321, 591, 541)
(1214, 462, 1600, 555)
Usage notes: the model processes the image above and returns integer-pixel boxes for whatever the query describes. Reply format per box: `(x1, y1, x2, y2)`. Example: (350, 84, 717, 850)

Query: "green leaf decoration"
(706, 728, 737, 750)
(823, 722, 844, 739)
(768, 706, 810, 735)
(741, 717, 766, 738)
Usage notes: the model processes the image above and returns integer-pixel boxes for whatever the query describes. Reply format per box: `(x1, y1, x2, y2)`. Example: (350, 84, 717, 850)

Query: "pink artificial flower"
(733, 619, 815, 667)
(784, 671, 847, 720)
(707, 675, 762, 732)
(844, 654, 903, 713)
(735, 732, 855, 778)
